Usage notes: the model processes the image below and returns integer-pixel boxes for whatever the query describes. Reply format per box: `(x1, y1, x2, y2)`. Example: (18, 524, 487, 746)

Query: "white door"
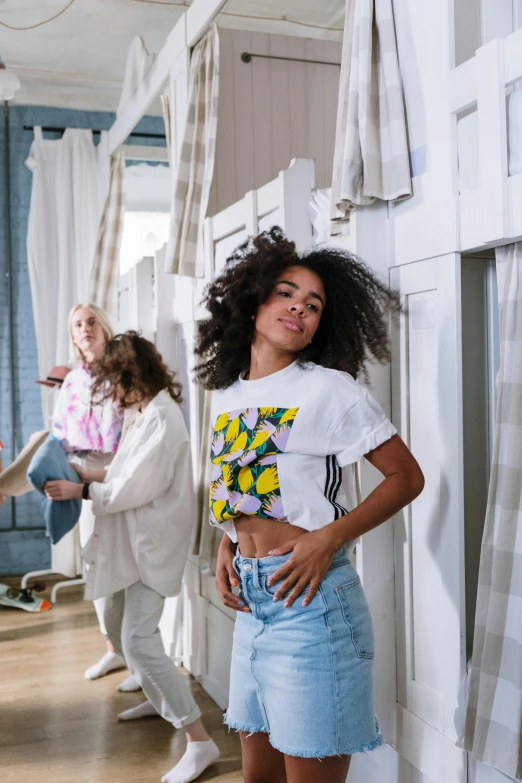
(390, 254, 467, 783)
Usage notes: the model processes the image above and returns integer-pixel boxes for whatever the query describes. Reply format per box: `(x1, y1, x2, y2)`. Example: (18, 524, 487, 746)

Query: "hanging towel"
(331, 0, 412, 228)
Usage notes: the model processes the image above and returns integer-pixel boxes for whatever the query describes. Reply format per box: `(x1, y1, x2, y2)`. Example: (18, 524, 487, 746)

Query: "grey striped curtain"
(89, 149, 125, 317)
(458, 242, 522, 779)
(165, 25, 219, 277)
(331, 0, 412, 228)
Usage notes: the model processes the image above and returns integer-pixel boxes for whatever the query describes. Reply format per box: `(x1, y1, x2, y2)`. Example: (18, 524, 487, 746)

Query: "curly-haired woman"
(46, 332, 219, 783)
(196, 228, 424, 783)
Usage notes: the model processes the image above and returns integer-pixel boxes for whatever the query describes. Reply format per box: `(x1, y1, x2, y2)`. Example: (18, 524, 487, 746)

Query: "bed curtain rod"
(23, 125, 166, 140)
(241, 52, 341, 67)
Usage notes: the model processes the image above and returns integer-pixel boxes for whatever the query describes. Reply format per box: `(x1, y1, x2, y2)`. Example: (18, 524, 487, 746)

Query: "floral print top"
(209, 361, 397, 543)
(52, 365, 123, 454)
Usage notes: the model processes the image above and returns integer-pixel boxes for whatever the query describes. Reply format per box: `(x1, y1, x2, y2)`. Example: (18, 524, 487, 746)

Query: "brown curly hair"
(196, 226, 401, 390)
(91, 331, 182, 408)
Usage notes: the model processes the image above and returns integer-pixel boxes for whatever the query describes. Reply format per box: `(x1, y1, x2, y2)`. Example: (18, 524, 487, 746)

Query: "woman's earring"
(251, 315, 256, 321)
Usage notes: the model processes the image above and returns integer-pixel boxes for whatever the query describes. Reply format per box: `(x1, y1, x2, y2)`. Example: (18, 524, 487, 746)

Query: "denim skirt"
(225, 546, 384, 758)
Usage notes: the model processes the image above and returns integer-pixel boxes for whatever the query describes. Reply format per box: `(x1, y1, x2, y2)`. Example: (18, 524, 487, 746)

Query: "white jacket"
(84, 390, 195, 600)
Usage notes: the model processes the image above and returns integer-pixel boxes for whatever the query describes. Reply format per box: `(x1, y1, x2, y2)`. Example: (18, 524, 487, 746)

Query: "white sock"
(161, 739, 220, 783)
(118, 700, 159, 721)
(117, 674, 142, 692)
(84, 652, 125, 680)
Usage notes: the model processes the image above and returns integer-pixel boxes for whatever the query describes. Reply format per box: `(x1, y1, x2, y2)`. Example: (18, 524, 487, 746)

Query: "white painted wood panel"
(481, 0, 514, 44)
(391, 254, 466, 783)
(202, 602, 235, 709)
(251, 33, 274, 191)
(269, 33, 292, 179)
(232, 31, 256, 201)
(208, 29, 341, 216)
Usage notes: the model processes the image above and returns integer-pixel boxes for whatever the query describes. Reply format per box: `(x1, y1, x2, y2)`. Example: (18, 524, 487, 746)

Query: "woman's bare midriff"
(234, 515, 307, 558)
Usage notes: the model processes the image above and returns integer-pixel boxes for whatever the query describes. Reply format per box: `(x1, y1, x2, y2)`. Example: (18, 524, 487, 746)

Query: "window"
(120, 211, 170, 274)
(119, 161, 171, 273)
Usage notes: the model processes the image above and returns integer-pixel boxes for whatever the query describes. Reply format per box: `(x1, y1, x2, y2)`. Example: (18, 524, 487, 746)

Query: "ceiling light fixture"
(0, 58, 20, 101)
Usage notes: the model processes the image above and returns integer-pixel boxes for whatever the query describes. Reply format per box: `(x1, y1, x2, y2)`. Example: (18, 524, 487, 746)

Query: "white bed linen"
(309, 188, 332, 245)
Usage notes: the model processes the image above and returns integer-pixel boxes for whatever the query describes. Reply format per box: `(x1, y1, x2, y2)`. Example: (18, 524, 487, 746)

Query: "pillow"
(0, 430, 49, 496)
(27, 435, 82, 545)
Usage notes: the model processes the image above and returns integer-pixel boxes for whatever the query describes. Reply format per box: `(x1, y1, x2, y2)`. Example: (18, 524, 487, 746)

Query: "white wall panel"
(391, 254, 467, 783)
(207, 29, 341, 216)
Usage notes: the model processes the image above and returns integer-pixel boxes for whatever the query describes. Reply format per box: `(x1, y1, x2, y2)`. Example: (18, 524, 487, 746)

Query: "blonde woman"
(52, 304, 132, 685)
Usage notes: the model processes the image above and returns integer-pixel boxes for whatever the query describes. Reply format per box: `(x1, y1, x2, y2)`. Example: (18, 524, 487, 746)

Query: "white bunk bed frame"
(112, 4, 522, 783)
(451, 28, 522, 251)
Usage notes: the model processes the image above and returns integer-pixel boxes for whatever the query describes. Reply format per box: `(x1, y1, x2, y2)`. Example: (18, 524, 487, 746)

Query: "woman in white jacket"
(45, 332, 219, 783)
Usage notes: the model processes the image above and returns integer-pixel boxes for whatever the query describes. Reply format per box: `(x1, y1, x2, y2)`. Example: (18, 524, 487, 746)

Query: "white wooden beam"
(186, 0, 228, 47)
(449, 57, 477, 114)
(109, 18, 186, 154)
(477, 38, 510, 244)
(108, 0, 228, 155)
(504, 27, 522, 85)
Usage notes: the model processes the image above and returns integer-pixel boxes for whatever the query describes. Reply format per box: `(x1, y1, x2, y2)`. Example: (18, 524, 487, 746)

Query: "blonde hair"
(68, 303, 114, 364)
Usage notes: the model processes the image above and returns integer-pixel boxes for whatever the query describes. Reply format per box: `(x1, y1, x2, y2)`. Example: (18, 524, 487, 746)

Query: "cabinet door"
(391, 254, 466, 783)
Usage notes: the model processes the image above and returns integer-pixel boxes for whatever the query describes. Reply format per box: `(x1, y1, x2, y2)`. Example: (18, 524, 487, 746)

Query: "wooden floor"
(0, 580, 243, 783)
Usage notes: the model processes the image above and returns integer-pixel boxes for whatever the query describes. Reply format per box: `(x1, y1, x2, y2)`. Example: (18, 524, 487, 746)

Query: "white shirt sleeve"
(329, 387, 397, 468)
(90, 423, 176, 515)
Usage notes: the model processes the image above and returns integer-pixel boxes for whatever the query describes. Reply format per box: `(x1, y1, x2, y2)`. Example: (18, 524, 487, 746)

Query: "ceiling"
(0, 0, 345, 113)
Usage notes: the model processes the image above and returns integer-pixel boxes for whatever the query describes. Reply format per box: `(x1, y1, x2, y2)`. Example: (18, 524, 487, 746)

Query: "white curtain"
(89, 149, 125, 319)
(165, 24, 219, 277)
(331, 0, 412, 228)
(117, 36, 155, 117)
(26, 127, 110, 421)
(458, 243, 522, 779)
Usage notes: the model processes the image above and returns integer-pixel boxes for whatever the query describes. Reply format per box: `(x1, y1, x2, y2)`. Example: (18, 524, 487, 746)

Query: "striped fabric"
(331, 0, 412, 228)
(459, 243, 522, 779)
(325, 455, 348, 520)
(197, 389, 222, 574)
(165, 24, 219, 277)
(89, 149, 125, 318)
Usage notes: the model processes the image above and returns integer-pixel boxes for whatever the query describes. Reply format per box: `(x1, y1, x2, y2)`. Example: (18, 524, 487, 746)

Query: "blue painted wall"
(0, 105, 165, 576)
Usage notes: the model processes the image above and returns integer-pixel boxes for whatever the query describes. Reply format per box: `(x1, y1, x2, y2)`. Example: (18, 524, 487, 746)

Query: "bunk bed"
(452, 28, 522, 251)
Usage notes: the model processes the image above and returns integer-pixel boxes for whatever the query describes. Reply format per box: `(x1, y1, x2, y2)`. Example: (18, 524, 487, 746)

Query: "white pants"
(104, 581, 201, 729)
(73, 452, 113, 637)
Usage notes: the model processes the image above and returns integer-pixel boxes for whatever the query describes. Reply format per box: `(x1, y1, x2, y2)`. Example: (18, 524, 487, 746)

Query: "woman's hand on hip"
(215, 537, 249, 613)
(267, 529, 338, 607)
(45, 480, 83, 501)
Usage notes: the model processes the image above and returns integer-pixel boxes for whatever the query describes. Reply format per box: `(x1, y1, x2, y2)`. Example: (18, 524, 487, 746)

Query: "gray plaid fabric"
(459, 243, 522, 779)
(161, 86, 171, 158)
(165, 24, 219, 277)
(196, 389, 222, 573)
(331, 0, 412, 228)
(89, 149, 125, 317)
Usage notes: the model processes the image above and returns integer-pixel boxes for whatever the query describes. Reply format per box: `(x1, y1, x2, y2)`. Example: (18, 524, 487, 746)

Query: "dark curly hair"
(196, 226, 401, 390)
(91, 331, 182, 408)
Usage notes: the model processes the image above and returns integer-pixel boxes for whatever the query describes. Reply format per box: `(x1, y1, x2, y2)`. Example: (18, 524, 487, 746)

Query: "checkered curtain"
(331, 0, 412, 229)
(165, 24, 219, 277)
(459, 242, 522, 779)
(196, 389, 222, 573)
(89, 149, 125, 317)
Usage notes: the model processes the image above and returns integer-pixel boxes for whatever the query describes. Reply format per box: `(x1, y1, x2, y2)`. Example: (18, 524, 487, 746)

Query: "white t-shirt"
(209, 362, 397, 542)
